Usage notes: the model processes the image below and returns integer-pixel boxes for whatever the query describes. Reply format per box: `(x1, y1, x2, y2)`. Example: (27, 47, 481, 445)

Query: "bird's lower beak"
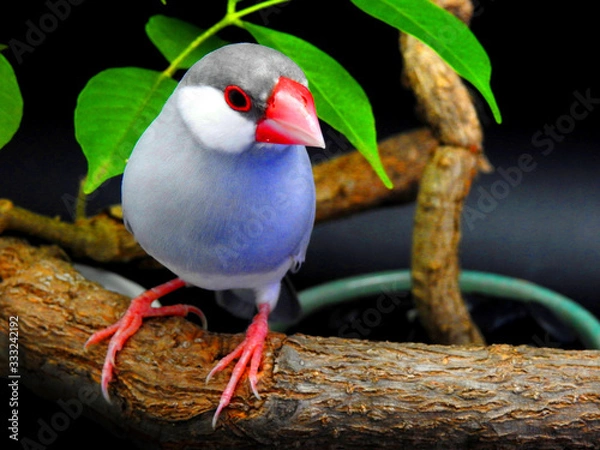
(255, 77, 325, 148)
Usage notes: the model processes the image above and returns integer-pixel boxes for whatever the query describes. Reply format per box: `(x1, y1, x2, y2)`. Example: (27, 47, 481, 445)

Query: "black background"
(1, 0, 599, 448)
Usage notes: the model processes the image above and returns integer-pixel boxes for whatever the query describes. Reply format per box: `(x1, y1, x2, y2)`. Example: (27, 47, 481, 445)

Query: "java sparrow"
(85, 43, 325, 427)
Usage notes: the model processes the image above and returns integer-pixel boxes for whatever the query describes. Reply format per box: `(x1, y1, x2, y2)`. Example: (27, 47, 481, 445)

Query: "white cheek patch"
(176, 85, 256, 154)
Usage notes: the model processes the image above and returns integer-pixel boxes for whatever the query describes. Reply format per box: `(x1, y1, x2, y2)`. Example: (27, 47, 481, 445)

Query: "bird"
(85, 43, 325, 427)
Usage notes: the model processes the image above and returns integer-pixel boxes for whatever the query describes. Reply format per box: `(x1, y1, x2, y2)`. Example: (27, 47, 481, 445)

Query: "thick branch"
(1, 238, 599, 448)
(411, 146, 484, 344)
(401, 0, 489, 345)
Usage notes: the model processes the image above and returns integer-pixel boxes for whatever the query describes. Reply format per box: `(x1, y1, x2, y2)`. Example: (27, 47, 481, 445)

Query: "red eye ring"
(224, 85, 252, 112)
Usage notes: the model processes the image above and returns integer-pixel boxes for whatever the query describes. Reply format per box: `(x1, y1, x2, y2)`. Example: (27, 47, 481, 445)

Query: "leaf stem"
(226, 0, 240, 15)
(75, 178, 88, 221)
(162, 0, 290, 79)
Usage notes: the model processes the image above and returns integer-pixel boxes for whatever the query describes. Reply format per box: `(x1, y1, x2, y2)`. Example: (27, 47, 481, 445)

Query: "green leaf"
(350, 0, 502, 123)
(75, 67, 177, 193)
(0, 54, 23, 149)
(243, 22, 393, 188)
(146, 15, 228, 69)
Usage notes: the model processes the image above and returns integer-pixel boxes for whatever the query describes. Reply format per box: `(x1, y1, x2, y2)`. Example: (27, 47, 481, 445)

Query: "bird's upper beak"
(255, 77, 325, 148)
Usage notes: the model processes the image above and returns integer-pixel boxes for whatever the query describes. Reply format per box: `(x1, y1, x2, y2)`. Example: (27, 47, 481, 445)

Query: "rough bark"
(402, 0, 489, 345)
(411, 146, 485, 345)
(1, 238, 599, 449)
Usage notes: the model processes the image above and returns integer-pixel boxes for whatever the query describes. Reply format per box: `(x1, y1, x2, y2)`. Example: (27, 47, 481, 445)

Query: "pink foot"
(85, 278, 206, 401)
(206, 303, 270, 428)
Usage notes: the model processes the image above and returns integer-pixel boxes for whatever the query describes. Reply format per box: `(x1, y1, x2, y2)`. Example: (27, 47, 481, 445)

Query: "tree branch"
(0, 198, 147, 263)
(410, 145, 486, 345)
(402, 0, 490, 345)
(314, 128, 437, 222)
(1, 238, 599, 448)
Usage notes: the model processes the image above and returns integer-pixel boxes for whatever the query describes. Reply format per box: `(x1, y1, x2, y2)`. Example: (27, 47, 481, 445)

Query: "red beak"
(255, 77, 325, 148)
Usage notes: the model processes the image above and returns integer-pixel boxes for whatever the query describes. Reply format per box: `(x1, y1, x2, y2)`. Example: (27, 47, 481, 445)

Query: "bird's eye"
(224, 85, 252, 112)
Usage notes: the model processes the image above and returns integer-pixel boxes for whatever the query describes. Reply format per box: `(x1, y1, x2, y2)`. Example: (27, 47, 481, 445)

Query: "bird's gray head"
(181, 43, 307, 108)
(173, 43, 324, 154)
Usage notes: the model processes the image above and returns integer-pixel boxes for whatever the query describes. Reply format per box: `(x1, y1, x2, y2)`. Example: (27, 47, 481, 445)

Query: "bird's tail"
(215, 275, 302, 323)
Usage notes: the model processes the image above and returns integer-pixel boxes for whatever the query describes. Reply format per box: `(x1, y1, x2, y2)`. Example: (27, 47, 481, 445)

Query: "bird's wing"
(290, 187, 316, 273)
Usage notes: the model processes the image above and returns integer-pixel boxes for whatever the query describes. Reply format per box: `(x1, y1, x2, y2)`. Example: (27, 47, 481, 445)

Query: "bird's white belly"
(175, 258, 293, 291)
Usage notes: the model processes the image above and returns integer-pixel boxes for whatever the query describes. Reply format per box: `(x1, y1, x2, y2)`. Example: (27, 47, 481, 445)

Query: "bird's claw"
(208, 303, 270, 428)
(85, 278, 205, 402)
(87, 278, 270, 429)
